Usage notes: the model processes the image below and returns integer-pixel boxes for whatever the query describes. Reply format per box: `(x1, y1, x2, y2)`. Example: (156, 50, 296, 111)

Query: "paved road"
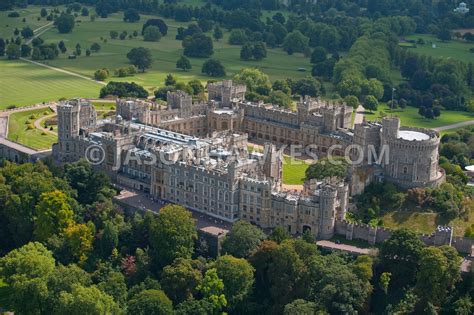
(434, 120, 474, 132)
(20, 58, 106, 86)
(25, 22, 54, 45)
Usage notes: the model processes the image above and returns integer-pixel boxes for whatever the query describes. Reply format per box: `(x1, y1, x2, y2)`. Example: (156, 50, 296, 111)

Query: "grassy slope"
(0, 59, 101, 108)
(7, 108, 57, 150)
(365, 103, 474, 129)
(39, 11, 311, 89)
(403, 34, 474, 63)
(381, 208, 473, 237)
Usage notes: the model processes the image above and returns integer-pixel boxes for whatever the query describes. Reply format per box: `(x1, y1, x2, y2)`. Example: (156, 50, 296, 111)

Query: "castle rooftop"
(397, 130, 430, 141)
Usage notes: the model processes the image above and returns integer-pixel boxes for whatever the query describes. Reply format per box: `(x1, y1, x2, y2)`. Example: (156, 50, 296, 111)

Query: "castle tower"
(55, 99, 96, 162)
(319, 184, 338, 239)
(263, 143, 282, 182)
(382, 117, 400, 139)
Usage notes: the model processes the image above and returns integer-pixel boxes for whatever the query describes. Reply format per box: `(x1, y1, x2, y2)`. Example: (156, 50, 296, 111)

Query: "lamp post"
(391, 88, 396, 117)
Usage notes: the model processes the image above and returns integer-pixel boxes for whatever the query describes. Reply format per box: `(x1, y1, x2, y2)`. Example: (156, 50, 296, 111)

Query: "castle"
(52, 80, 445, 239)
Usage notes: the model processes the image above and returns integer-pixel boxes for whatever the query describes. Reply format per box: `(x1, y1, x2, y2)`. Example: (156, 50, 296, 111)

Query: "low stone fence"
(334, 220, 474, 254)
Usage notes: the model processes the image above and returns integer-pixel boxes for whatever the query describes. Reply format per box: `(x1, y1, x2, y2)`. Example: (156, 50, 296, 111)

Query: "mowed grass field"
(402, 34, 474, 63)
(36, 9, 311, 88)
(282, 156, 311, 185)
(365, 104, 474, 129)
(0, 60, 101, 108)
(7, 108, 57, 150)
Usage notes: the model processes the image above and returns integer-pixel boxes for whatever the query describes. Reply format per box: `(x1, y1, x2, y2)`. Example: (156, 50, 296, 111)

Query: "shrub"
(27, 124, 35, 130)
(8, 12, 20, 18)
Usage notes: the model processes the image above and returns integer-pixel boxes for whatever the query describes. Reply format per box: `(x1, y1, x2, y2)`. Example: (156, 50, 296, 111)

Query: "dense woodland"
(0, 159, 472, 314)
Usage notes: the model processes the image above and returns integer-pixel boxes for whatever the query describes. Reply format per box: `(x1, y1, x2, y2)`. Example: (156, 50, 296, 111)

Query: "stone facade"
(52, 80, 447, 238)
(54, 99, 348, 239)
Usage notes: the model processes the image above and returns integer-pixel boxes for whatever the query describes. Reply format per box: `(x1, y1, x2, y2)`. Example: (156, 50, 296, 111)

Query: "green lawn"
(401, 34, 474, 63)
(91, 101, 116, 111)
(7, 108, 58, 150)
(282, 156, 311, 185)
(0, 59, 101, 108)
(365, 104, 474, 129)
(0, 278, 12, 311)
(1, 6, 312, 107)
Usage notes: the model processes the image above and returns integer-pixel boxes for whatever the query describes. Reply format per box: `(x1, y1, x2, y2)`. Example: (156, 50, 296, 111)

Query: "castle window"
(403, 167, 408, 174)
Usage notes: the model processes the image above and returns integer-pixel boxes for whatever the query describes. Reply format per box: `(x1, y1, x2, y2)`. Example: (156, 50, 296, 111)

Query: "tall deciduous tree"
(161, 258, 202, 304)
(149, 205, 197, 269)
(215, 255, 255, 309)
(34, 190, 74, 241)
(222, 221, 266, 258)
(127, 47, 153, 72)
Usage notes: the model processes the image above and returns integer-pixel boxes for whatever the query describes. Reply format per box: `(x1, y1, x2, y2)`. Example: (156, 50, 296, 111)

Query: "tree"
(197, 268, 227, 313)
(380, 228, 425, 285)
(58, 40, 67, 53)
(228, 29, 248, 45)
(75, 43, 81, 56)
(267, 90, 293, 109)
(110, 30, 118, 39)
(100, 82, 148, 98)
(176, 55, 191, 71)
(0, 38, 5, 56)
(0, 242, 55, 314)
(233, 68, 271, 93)
(288, 77, 321, 97)
(344, 95, 359, 109)
(85, 49, 91, 57)
(62, 223, 95, 264)
(187, 80, 204, 95)
(305, 157, 349, 181)
(142, 19, 168, 36)
(311, 46, 327, 64)
(90, 42, 101, 53)
(222, 221, 266, 258)
(252, 41, 267, 61)
(283, 31, 309, 54)
(161, 258, 202, 304)
(379, 272, 391, 294)
(99, 221, 118, 258)
(149, 205, 197, 269)
(81, 7, 89, 17)
(128, 289, 173, 315)
(20, 26, 33, 38)
(56, 13, 75, 33)
(6, 43, 20, 59)
(20, 44, 31, 57)
(240, 43, 253, 61)
(269, 226, 290, 244)
(416, 246, 461, 306)
(364, 95, 379, 112)
(143, 25, 162, 42)
(183, 33, 214, 58)
(215, 255, 254, 309)
(34, 190, 74, 242)
(127, 47, 153, 72)
(40, 8, 48, 18)
(164, 74, 176, 86)
(64, 159, 110, 205)
(123, 8, 140, 22)
(213, 25, 223, 41)
(201, 59, 226, 77)
(284, 299, 320, 315)
(57, 284, 120, 315)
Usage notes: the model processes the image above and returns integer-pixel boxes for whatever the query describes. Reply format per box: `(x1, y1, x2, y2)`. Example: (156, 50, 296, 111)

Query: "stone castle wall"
(334, 220, 474, 254)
